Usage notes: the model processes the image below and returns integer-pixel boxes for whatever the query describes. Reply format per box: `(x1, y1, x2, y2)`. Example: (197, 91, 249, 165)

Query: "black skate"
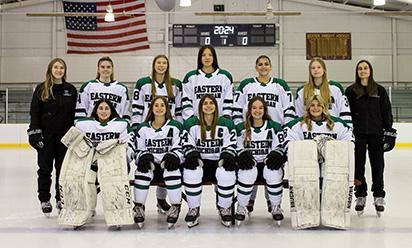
(185, 207, 200, 228)
(246, 200, 254, 213)
(157, 198, 171, 214)
(218, 206, 232, 227)
(56, 201, 62, 215)
(267, 200, 272, 213)
(355, 197, 366, 216)
(374, 197, 385, 217)
(271, 204, 284, 227)
(133, 203, 145, 228)
(235, 204, 248, 226)
(41, 202, 52, 217)
(166, 204, 181, 229)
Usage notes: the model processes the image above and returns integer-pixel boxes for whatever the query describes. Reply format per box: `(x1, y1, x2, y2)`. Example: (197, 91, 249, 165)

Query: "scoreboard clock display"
(172, 24, 277, 47)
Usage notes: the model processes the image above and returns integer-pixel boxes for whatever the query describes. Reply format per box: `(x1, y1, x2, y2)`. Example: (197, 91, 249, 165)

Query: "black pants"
(36, 133, 67, 203)
(354, 133, 385, 198)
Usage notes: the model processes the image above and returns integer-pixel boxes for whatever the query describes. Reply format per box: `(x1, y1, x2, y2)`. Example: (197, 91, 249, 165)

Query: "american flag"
(63, 0, 150, 54)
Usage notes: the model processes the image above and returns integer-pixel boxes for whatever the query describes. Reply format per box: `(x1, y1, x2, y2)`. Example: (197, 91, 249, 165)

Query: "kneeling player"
(235, 96, 286, 226)
(133, 96, 184, 229)
(286, 95, 354, 229)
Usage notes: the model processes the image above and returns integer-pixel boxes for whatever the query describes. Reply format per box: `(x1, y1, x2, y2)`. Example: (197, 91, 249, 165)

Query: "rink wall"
(0, 123, 411, 149)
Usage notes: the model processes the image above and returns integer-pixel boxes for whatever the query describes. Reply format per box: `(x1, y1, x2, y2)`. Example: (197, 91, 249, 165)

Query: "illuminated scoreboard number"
(172, 24, 276, 47)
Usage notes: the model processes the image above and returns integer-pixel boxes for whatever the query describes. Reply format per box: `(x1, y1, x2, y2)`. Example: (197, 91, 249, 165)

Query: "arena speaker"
(155, 0, 176, 11)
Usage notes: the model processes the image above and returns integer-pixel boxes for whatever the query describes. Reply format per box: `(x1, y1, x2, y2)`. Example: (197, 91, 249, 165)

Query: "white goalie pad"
(96, 141, 134, 226)
(58, 128, 95, 227)
(321, 141, 354, 229)
(288, 140, 320, 229)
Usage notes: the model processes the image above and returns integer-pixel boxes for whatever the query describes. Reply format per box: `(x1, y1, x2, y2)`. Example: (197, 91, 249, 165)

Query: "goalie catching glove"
(237, 149, 256, 170)
(136, 151, 154, 173)
(161, 152, 180, 171)
(265, 149, 286, 170)
(383, 127, 397, 152)
(219, 150, 237, 171)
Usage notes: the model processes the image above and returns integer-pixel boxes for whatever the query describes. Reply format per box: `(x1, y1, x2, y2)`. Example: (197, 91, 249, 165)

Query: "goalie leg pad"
(288, 140, 320, 229)
(321, 141, 354, 229)
(96, 142, 134, 226)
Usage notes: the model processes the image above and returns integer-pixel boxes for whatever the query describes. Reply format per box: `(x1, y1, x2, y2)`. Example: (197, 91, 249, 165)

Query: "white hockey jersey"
(134, 119, 184, 164)
(182, 69, 233, 120)
(75, 79, 130, 120)
(132, 76, 182, 128)
(295, 81, 352, 126)
(236, 120, 286, 163)
(182, 116, 236, 161)
(233, 77, 296, 125)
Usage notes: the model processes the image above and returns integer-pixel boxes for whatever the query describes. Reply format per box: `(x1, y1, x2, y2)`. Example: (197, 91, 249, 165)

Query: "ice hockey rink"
(0, 148, 411, 248)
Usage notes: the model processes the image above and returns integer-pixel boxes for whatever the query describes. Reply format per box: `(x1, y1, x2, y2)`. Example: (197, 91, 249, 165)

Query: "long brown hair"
(244, 96, 271, 146)
(96, 56, 115, 82)
(303, 57, 331, 110)
(151, 55, 175, 101)
(352, 59, 378, 98)
(144, 96, 173, 123)
(302, 94, 334, 131)
(40, 58, 67, 102)
(198, 95, 219, 141)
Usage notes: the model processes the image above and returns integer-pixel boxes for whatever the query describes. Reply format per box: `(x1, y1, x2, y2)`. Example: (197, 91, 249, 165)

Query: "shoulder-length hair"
(353, 59, 378, 97)
(144, 95, 173, 123)
(90, 98, 119, 121)
(302, 94, 334, 131)
(303, 57, 331, 110)
(40, 58, 67, 102)
(197, 45, 219, 70)
(198, 94, 219, 141)
(150, 55, 175, 101)
(96, 56, 115, 82)
(244, 96, 271, 146)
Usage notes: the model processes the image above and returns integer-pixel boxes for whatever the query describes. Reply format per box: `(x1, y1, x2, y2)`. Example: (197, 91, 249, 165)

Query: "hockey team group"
(27, 45, 397, 231)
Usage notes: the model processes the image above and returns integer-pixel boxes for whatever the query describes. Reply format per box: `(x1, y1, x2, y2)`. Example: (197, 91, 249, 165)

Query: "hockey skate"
(218, 206, 232, 227)
(355, 197, 366, 216)
(133, 204, 145, 229)
(166, 204, 181, 229)
(374, 197, 385, 217)
(246, 199, 254, 213)
(271, 204, 284, 227)
(157, 198, 171, 215)
(56, 201, 62, 215)
(235, 204, 248, 226)
(41, 202, 52, 217)
(185, 207, 200, 228)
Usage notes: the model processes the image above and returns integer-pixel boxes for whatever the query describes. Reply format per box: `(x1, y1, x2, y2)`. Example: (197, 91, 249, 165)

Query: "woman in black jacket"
(28, 58, 77, 216)
(345, 60, 396, 217)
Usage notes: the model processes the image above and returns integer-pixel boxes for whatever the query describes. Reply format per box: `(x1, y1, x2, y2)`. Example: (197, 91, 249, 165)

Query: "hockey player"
(75, 56, 130, 121)
(345, 60, 396, 217)
(182, 45, 233, 121)
(28, 58, 77, 216)
(133, 96, 184, 229)
(295, 57, 352, 126)
(182, 95, 237, 228)
(235, 96, 286, 226)
(132, 55, 183, 213)
(286, 95, 353, 229)
(233, 55, 296, 213)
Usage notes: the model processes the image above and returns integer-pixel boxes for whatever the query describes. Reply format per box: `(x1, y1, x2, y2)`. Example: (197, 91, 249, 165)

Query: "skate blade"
(43, 213, 51, 218)
(157, 208, 167, 215)
(376, 211, 382, 218)
(136, 222, 144, 229)
(186, 220, 199, 228)
(168, 223, 176, 229)
(357, 210, 364, 216)
(73, 224, 85, 230)
(274, 220, 281, 227)
(109, 225, 121, 231)
(236, 220, 243, 226)
(221, 221, 231, 228)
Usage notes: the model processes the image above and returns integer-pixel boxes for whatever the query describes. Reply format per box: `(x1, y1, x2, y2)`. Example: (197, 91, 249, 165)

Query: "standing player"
(345, 60, 396, 216)
(182, 45, 233, 120)
(133, 96, 184, 229)
(295, 57, 351, 125)
(235, 96, 286, 226)
(75, 56, 130, 121)
(182, 95, 237, 228)
(28, 58, 77, 216)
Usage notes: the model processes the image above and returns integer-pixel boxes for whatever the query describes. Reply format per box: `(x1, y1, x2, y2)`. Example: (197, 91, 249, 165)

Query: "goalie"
(58, 99, 135, 229)
(285, 95, 354, 229)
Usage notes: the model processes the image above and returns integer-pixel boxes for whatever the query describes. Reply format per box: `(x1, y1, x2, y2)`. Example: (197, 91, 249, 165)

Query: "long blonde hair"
(303, 57, 331, 110)
(151, 55, 175, 101)
(96, 56, 115, 82)
(40, 58, 67, 102)
(244, 96, 271, 147)
(302, 94, 334, 131)
(198, 95, 219, 141)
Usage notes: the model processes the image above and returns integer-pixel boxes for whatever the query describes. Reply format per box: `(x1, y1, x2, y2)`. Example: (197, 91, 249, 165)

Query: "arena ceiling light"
(373, 0, 386, 6)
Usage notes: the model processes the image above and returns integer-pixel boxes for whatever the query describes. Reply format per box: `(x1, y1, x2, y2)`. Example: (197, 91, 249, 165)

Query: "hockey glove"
(185, 150, 201, 170)
(27, 129, 44, 150)
(237, 150, 256, 170)
(265, 149, 286, 170)
(383, 127, 397, 152)
(136, 152, 154, 173)
(219, 151, 237, 171)
(162, 152, 180, 171)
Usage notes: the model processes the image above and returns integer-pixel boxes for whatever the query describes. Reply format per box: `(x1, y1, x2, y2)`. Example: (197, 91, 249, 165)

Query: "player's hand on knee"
(383, 127, 397, 152)
(136, 152, 154, 173)
(27, 128, 44, 150)
(265, 149, 286, 170)
(185, 150, 201, 170)
(162, 152, 180, 171)
(237, 149, 255, 170)
(219, 151, 237, 171)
